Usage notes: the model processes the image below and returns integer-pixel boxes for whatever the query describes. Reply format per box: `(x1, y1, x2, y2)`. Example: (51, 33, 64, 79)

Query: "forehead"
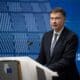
(50, 12, 64, 17)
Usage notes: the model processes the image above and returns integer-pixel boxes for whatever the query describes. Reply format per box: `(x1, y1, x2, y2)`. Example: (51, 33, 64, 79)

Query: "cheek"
(58, 20, 64, 25)
(50, 20, 53, 25)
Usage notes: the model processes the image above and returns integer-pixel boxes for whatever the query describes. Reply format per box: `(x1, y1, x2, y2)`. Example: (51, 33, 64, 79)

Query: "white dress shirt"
(51, 27, 64, 45)
(50, 27, 64, 55)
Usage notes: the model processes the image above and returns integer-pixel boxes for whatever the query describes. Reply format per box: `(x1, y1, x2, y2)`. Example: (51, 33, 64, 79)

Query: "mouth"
(51, 25, 58, 29)
(52, 25, 57, 27)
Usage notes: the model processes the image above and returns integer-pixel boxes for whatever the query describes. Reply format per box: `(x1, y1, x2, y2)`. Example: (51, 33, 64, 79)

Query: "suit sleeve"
(36, 33, 46, 65)
(47, 34, 79, 72)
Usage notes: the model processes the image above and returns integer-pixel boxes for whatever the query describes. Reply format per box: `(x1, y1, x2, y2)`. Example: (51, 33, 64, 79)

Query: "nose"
(52, 19, 56, 24)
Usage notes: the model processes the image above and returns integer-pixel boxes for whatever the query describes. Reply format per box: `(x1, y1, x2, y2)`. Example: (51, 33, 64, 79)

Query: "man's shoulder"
(42, 30, 53, 39)
(64, 27, 76, 35)
(45, 30, 53, 35)
(64, 27, 78, 39)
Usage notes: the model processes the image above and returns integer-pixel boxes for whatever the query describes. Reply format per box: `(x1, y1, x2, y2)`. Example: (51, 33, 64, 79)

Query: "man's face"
(50, 12, 65, 32)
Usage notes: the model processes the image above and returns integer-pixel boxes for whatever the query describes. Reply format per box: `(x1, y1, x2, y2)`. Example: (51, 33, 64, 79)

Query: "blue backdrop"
(0, 0, 80, 73)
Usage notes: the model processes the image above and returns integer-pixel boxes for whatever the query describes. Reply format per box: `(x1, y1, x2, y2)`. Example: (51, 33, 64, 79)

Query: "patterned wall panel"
(0, 33, 15, 56)
(0, 0, 51, 57)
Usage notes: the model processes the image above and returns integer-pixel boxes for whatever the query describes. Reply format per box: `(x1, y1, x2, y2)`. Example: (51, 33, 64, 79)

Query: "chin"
(52, 27, 58, 30)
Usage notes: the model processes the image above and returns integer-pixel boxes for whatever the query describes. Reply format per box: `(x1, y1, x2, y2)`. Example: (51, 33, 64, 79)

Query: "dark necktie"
(50, 33, 58, 56)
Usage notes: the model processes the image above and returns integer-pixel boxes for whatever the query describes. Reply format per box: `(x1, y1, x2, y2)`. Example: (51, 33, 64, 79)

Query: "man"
(36, 7, 79, 80)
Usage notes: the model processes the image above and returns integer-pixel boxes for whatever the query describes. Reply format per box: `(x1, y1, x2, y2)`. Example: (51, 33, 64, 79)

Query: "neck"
(54, 27, 64, 33)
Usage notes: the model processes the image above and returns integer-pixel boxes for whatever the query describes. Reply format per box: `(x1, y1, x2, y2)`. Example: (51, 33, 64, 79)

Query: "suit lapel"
(47, 30, 53, 58)
(49, 27, 67, 61)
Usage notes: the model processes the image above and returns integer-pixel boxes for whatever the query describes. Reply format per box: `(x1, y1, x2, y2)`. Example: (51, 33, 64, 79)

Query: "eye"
(50, 17, 54, 20)
(55, 17, 61, 20)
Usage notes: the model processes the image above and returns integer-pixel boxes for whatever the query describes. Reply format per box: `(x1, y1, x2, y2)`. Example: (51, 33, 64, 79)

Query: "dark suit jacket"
(36, 27, 79, 80)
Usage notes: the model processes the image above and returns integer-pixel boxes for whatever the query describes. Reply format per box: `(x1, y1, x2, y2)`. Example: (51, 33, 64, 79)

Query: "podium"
(0, 57, 58, 80)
